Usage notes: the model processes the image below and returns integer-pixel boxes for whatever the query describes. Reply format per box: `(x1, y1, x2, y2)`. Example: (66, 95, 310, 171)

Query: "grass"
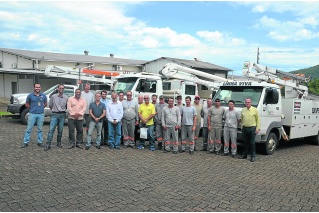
(0, 112, 12, 116)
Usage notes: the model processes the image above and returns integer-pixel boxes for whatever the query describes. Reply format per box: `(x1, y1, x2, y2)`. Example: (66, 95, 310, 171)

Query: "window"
(113, 77, 138, 93)
(163, 82, 171, 90)
(136, 79, 157, 93)
(185, 85, 196, 95)
(201, 85, 208, 90)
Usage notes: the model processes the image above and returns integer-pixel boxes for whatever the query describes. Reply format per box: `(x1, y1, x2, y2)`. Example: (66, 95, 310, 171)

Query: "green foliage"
(290, 64, 319, 80)
(307, 79, 319, 95)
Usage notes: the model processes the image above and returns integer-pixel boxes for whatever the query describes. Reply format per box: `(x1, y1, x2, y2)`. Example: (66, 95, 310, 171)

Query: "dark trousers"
(242, 126, 256, 157)
(101, 119, 108, 145)
(202, 127, 208, 149)
(68, 119, 84, 146)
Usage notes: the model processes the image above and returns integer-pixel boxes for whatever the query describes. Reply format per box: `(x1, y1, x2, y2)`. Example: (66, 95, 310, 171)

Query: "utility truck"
(213, 61, 319, 155)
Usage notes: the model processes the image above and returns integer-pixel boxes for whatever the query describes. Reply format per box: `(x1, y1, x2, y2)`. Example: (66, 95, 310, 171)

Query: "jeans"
(23, 113, 44, 144)
(47, 113, 66, 145)
(86, 121, 103, 147)
(68, 119, 84, 146)
(108, 121, 122, 148)
(101, 119, 108, 144)
(242, 126, 256, 157)
(139, 124, 155, 148)
(202, 127, 208, 149)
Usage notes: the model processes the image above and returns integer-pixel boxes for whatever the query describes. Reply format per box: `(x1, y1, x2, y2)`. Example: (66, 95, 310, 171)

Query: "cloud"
(197, 31, 246, 46)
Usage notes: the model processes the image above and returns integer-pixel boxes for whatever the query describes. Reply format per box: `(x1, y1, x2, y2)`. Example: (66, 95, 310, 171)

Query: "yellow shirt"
(138, 103, 156, 125)
(241, 106, 260, 130)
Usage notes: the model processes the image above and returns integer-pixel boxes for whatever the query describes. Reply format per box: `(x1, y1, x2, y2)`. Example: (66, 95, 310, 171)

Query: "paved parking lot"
(0, 117, 318, 212)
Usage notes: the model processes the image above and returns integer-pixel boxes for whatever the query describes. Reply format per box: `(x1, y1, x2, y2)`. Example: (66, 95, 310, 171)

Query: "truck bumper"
(7, 104, 23, 114)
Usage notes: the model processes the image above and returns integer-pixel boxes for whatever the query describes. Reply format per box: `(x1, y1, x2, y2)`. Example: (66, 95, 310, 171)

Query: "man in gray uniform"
(155, 95, 168, 150)
(162, 97, 181, 154)
(207, 98, 225, 155)
(200, 98, 212, 151)
(222, 100, 241, 157)
(180, 96, 197, 154)
(122, 91, 139, 148)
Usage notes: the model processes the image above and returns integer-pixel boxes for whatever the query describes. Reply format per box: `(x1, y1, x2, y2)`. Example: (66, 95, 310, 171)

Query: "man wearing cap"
(192, 95, 202, 150)
(207, 98, 225, 155)
(200, 98, 213, 151)
(181, 96, 197, 154)
(155, 95, 168, 150)
(222, 100, 241, 158)
(162, 97, 181, 154)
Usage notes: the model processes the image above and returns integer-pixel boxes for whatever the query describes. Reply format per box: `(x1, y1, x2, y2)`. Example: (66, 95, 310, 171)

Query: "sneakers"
(44, 145, 51, 151)
(221, 153, 229, 156)
(37, 143, 43, 147)
(85, 146, 90, 150)
(189, 150, 194, 155)
(21, 143, 28, 148)
(231, 154, 237, 158)
(238, 155, 247, 159)
(179, 150, 185, 153)
(96, 145, 101, 149)
(137, 145, 144, 150)
(57, 143, 62, 148)
(173, 151, 178, 154)
(75, 145, 83, 149)
(150, 147, 155, 151)
(68, 145, 75, 149)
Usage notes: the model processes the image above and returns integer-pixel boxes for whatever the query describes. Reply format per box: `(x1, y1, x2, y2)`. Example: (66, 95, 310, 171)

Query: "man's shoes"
(173, 151, 178, 154)
(96, 145, 101, 149)
(179, 150, 185, 153)
(68, 145, 75, 149)
(163, 149, 169, 153)
(37, 143, 43, 147)
(21, 143, 28, 148)
(123, 145, 128, 148)
(189, 150, 194, 155)
(215, 151, 220, 155)
(109, 146, 114, 149)
(222, 153, 228, 156)
(232, 154, 237, 158)
(201, 148, 207, 151)
(137, 145, 144, 150)
(115, 147, 120, 150)
(150, 147, 155, 151)
(44, 145, 51, 151)
(130, 145, 136, 149)
(85, 146, 90, 150)
(57, 143, 62, 148)
(76, 145, 83, 149)
(238, 155, 247, 159)
(250, 156, 256, 162)
(207, 150, 214, 154)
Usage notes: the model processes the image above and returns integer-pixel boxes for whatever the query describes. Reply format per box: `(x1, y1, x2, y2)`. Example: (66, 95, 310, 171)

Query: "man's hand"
(192, 126, 196, 132)
(94, 117, 99, 122)
(255, 129, 260, 134)
(135, 120, 139, 125)
(163, 126, 167, 130)
(208, 125, 212, 131)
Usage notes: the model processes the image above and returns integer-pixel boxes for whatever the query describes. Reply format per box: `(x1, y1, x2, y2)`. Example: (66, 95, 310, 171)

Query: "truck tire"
(21, 108, 29, 125)
(263, 132, 277, 155)
(309, 133, 319, 146)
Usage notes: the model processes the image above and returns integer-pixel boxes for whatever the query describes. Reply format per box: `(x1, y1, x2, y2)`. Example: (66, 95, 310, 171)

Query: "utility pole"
(257, 47, 260, 64)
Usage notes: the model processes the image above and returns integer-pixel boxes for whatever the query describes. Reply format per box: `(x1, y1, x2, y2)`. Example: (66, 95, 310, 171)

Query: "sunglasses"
(127, 95, 132, 96)
(144, 98, 149, 100)
(195, 98, 200, 100)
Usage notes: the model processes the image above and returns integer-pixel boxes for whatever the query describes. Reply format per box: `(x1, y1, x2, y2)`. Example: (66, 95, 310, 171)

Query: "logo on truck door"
(312, 108, 319, 114)
(294, 102, 301, 114)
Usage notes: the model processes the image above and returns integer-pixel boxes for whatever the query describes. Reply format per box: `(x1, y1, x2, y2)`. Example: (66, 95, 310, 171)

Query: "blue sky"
(0, 1, 319, 75)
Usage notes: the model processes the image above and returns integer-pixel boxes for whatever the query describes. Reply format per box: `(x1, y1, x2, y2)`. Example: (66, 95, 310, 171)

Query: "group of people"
(22, 82, 260, 162)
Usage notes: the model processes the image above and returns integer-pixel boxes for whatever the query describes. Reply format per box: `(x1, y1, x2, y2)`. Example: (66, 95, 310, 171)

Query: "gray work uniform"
(192, 103, 202, 142)
(223, 109, 240, 155)
(201, 105, 212, 149)
(208, 106, 225, 153)
(122, 100, 139, 147)
(162, 106, 181, 152)
(181, 106, 197, 151)
(155, 102, 168, 144)
(175, 103, 184, 143)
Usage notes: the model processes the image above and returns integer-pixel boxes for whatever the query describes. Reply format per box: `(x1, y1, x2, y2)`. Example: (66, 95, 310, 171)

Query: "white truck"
(213, 61, 319, 154)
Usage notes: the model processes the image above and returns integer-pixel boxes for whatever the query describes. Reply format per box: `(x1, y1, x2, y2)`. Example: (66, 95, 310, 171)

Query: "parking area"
(0, 117, 318, 211)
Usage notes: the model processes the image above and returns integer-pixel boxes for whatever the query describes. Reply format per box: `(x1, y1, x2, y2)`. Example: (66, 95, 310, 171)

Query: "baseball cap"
(195, 95, 200, 99)
(159, 95, 164, 99)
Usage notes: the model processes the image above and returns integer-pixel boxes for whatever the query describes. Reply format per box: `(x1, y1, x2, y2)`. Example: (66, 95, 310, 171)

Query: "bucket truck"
(213, 61, 319, 155)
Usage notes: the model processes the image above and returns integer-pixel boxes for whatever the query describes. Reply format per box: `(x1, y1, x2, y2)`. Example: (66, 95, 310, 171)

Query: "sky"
(0, 1, 319, 75)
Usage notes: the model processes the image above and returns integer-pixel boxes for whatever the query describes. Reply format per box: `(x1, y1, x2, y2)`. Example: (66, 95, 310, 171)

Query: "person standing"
(155, 95, 168, 150)
(151, 94, 157, 105)
(44, 84, 68, 151)
(222, 100, 241, 158)
(138, 95, 144, 106)
(67, 88, 87, 149)
(100, 90, 109, 146)
(175, 95, 184, 113)
(239, 98, 260, 162)
(122, 91, 139, 148)
(134, 94, 144, 144)
(180, 96, 197, 154)
(118, 91, 124, 102)
(192, 95, 202, 150)
(200, 98, 213, 151)
(22, 83, 47, 148)
(162, 97, 181, 154)
(85, 93, 106, 150)
(207, 98, 225, 155)
(137, 94, 156, 151)
(106, 92, 123, 149)
(81, 83, 94, 142)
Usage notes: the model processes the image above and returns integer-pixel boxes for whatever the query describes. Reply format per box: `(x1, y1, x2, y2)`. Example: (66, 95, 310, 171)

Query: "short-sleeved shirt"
(122, 100, 139, 120)
(208, 106, 225, 127)
(138, 103, 156, 125)
(201, 106, 212, 127)
(181, 106, 197, 126)
(81, 91, 94, 114)
(192, 103, 202, 125)
(26, 92, 47, 114)
(89, 102, 105, 122)
(224, 109, 240, 128)
(49, 93, 68, 113)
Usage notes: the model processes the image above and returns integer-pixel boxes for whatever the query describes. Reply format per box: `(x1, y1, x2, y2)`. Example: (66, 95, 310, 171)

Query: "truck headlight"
(13, 98, 19, 104)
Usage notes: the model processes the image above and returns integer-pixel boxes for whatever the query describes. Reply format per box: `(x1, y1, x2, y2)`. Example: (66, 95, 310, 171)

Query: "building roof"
(0, 47, 147, 66)
(144, 57, 232, 72)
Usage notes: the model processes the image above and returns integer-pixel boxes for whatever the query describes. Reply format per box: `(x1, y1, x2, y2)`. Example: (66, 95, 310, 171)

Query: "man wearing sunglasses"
(207, 98, 225, 155)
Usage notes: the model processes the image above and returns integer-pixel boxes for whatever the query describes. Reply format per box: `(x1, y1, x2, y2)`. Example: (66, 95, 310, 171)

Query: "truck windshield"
(113, 77, 138, 93)
(44, 85, 59, 95)
(214, 86, 263, 107)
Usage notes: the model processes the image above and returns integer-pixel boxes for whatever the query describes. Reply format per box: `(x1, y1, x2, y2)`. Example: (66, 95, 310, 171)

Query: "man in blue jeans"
(106, 92, 123, 149)
(44, 84, 68, 151)
(22, 83, 47, 148)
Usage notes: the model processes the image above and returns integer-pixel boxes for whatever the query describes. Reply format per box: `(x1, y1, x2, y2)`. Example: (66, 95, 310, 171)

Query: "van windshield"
(113, 77, 138, 93)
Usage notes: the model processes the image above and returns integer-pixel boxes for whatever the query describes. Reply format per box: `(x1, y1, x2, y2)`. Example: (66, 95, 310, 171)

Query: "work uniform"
(192, 103, 202, 143)
(181, 106, 197, 152)
(223, 109, 240, 155)
(155, 102, 168, 149)
(162, 106, 181, 152)
(208, 106, 225, 153)
(201, 105, 212, 150)
(122, 99, 139, 147)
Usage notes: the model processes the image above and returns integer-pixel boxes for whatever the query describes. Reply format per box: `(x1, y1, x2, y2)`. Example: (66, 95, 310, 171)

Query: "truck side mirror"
(264, 88, 279, 105)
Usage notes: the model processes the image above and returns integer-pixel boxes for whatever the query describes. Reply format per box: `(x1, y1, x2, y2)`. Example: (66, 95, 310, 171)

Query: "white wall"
(3, 74, 18, 97)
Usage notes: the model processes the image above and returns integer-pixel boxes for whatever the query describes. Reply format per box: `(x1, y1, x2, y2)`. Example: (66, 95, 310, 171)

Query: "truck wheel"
(263, 132, 277, 155)
(309, 133, 319, 146)
(21, 108, 29, 125)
